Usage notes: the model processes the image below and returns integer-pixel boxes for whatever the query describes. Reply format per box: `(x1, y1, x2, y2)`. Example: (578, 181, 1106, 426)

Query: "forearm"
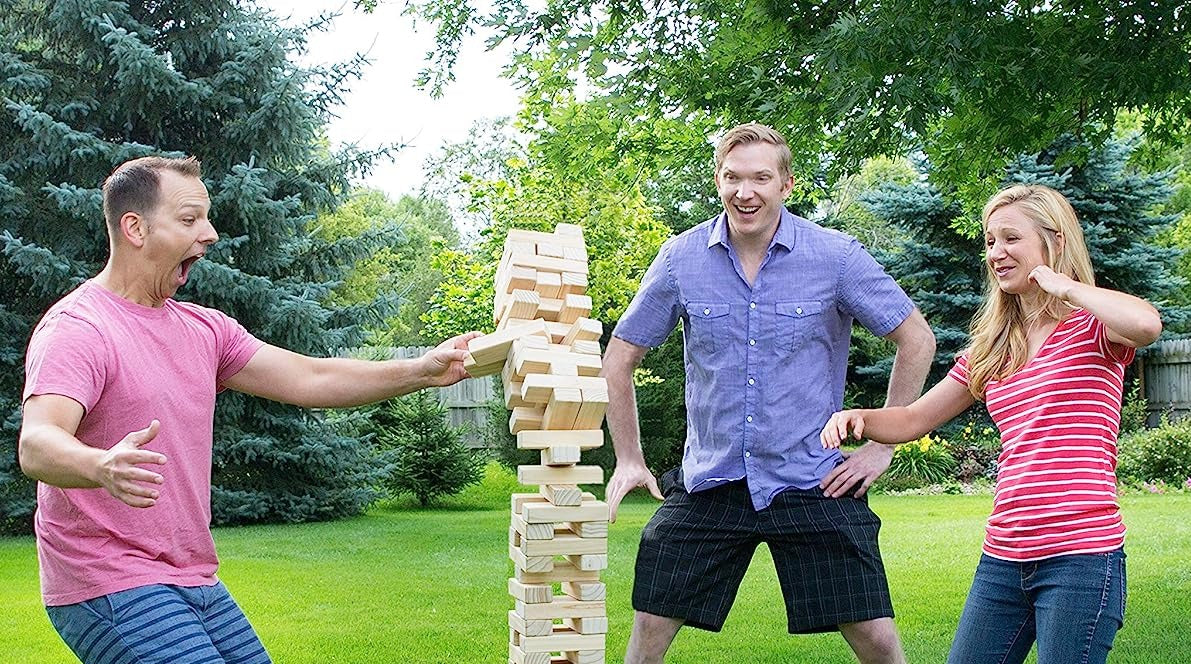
(885, 329, 935, 408)
(605, 368, 648, 467)
(19, 424, 103, 488)
(298, 357, 432, 408)
(1065, 283, 1162, 347)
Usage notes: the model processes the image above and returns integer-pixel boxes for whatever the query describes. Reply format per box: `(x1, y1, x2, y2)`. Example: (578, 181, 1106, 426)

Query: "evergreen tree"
(852, 137, 1186, 413)
(1, 0, 396, 532)
(373, 390, 484, 507)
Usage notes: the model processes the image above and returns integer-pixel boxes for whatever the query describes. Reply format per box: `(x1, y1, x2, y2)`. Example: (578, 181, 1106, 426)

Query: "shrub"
(947, 420, 1001, 482)
(1119, 378, 1149, 435)
(883, 434, 958, 487)
(1117, 418, 1191, 485)
(374, 390, 486, 506)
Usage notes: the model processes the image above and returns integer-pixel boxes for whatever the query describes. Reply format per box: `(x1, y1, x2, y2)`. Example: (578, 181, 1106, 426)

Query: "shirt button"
(749, 339, 756, 346)
(703, 308, 710, 315)
(748, 378, 755, 386)
(796, 307, 803, 315)
(746, 415, 753, 423)
(744, 451, 751, 458)
(750, 302, 756, 309)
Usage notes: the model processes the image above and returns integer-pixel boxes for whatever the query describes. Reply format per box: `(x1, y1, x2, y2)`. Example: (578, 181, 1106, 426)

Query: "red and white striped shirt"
(948, 309, 1133, 561)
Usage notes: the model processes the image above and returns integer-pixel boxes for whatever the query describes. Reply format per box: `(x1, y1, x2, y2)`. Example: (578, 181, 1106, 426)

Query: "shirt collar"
(707, 208, 798, 251)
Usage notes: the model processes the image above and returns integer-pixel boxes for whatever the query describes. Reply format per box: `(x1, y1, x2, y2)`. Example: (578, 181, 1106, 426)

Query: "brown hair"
(714, 123, 793, 179)
(102, 156, 201, 231)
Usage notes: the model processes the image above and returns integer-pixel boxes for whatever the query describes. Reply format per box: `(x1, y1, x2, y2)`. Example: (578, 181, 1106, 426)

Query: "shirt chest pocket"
(684, 302, 730, 354)
(775, 300, 824, 354)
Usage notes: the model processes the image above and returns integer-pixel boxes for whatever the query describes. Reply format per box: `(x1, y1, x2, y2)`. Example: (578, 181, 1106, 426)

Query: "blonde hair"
(714, 123, 792, 179)
(965, 184, 1096, 398)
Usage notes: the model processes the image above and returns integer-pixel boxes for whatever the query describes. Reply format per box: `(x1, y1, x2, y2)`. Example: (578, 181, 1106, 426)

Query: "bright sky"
(259, 0, 522, 200)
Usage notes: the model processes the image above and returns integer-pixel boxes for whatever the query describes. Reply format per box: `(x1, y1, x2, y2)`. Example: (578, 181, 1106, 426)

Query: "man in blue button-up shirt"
(603, 124, 936, 663)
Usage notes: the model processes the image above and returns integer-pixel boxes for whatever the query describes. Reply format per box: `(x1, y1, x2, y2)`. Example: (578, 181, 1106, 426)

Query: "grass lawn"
(2, 491, 1187, 663)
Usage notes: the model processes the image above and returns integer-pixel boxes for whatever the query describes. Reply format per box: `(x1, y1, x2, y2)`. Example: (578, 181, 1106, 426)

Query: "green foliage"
(314, 189, 459, 345)
(1118, 418, 1191, 486)
(1120, 378, 1150, 436)
(945, 421, 1001, 483)
(372, 390, 485, 506)
(878, 435, 958, 491)
(404, 0, 1191, 203)
(1, 0, 394, 531)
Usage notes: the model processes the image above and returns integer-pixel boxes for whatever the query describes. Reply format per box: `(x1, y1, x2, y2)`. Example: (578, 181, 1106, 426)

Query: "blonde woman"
(820, 184, 1161, 664)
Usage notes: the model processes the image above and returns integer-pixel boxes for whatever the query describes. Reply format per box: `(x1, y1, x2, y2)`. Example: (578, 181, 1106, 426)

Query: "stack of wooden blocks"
(463, 223, 611, 664)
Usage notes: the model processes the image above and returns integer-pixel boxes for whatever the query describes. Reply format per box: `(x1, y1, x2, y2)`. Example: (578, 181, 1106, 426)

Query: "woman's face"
(985, 204, 1050, 295)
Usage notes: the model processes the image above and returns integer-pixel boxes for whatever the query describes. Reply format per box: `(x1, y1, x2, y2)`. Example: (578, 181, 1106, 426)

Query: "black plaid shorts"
(632, 468, 895, 633)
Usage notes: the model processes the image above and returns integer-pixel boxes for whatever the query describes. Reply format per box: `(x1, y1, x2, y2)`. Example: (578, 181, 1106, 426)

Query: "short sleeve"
(947, 353, 971, 388)
(23, 314, 107, 412)
(211, 310, 264, 385)
(837, 240, 914, 337)
(1087, 312, 1137, 365)
(612, 240, 683, 348)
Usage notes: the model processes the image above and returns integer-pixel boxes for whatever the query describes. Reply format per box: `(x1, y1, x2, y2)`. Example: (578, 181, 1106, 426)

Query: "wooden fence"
(1142, 338, 1191, 426)
(341, 346, 496, 447)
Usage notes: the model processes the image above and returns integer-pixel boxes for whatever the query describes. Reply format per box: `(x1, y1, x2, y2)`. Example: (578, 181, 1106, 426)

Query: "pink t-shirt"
(23, 280, 263, 605)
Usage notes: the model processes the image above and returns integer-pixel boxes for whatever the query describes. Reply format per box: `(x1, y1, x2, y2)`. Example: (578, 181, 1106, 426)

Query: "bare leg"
(839, 617, 907, 664)
(624, 611, 685, 664)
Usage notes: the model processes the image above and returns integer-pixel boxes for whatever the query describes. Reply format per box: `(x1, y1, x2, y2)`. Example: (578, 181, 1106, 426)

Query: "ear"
(780, 173, 794, 199)
(120, 212, 148, 248)
(1054, 231, 1064, 254)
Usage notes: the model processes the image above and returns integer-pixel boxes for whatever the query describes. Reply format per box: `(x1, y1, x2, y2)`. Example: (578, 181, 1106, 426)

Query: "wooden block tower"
(464, 223, 610, 664)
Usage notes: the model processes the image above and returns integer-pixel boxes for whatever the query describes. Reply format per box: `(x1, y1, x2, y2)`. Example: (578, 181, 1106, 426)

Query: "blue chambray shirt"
(613, 208, 914, 510)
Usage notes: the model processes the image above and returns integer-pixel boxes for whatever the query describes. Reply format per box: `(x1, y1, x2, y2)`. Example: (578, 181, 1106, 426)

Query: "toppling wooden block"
(542, 446, 581, 466)
(518, 465, 603, 487)
(517, 429, 604, 450)
(542, 388, 583, 430)
(466, 319, 552, 376)
(510, 406, 546, 434)
(541, 484, 583, 507)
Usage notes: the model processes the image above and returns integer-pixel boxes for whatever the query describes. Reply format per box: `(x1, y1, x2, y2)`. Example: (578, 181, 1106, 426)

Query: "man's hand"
(421, 331, 483, 387)
(96, 420, 167, 508)
(605, 462, 663, 523)
(820, 441, 892, 498)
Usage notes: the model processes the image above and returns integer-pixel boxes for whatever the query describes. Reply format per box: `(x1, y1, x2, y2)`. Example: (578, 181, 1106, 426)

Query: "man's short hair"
(102, 156, 202, 231)
(714, 123, 793, 179)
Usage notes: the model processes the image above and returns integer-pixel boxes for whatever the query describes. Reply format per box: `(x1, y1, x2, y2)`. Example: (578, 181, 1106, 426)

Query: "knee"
(626, 612, 683, 664)
(841, 618, 905, 664)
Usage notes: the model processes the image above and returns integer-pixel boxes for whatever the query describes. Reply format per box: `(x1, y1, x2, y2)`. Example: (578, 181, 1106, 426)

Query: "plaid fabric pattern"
(633, 469, 894, 633)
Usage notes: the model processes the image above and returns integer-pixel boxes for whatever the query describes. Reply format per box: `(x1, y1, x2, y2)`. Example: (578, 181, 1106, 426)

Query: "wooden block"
(535, 271, 562, 299)
(511, 492, 597, 513)
(537, 296, 563, 322)
(505, 381, 529, 409)
(508, 642, 553, 664)
(541, 484, 584, 506)
(558, 294, 593, 325)
(519, 626, 605, 654)
(542, 387, 583, 430)
(521, 533, 608, 557)
(565, 650, 604, 664)
(542, 446, 581, 466)
(515, 597, 606, 621)
(505, 252, 590, 276)
(562, 581, 606, 601)
(573, 386, 608, 431)
(560, 272, 588, 297)
(518, 465, 603, 486)
(504, 265, 539, 293)
(565, 616, 609, 635)
(566, 521, 608, 538)
(498, 289, 542, 325)
(510, 406, 545, 434)
(509, 578, 553, 604)
(513, 348, 601, 379)
(555, 223, 584, 238)
(509, 610, 554, 637)
(537, 242, 566, 259)
(522, 500, 609, 524)
(512, 513, 556, 540)
(510, 542, 553, 573)
(566, 554, 607, 571)
(518, 430, 604, 450)
(467, 319, 552, 367)
(516, 557, 602, 585)
(561, 244, 587, 262)
(562, 318, 603, 346)
(507, 227, 587, 249)
(521, 375, 607, 404)
(502, 240, 537, 264)
(569, 339, 601, 356)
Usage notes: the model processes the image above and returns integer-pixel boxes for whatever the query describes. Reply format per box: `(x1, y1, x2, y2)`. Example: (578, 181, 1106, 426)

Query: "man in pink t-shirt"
(20, 156, 480, 664)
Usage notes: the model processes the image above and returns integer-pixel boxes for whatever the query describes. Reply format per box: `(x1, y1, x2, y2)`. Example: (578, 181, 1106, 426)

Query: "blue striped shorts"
(45, 582, 271, 664)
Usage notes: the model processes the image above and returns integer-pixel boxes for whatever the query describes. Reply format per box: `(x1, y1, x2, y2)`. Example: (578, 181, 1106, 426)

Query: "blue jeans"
(46, 582, 271, 664)
(947, 549, 1126, 664)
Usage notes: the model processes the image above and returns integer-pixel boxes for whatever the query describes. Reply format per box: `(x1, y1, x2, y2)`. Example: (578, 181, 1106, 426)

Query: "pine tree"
(1, 0, 398, 532)
(373, 390, 484, 507)
(851, 138, 1186, 413)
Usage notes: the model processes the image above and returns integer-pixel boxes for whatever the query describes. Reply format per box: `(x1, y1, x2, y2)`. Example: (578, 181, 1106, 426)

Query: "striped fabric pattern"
(45, 582, 271, 664)
(948, 309, 1133, 562)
